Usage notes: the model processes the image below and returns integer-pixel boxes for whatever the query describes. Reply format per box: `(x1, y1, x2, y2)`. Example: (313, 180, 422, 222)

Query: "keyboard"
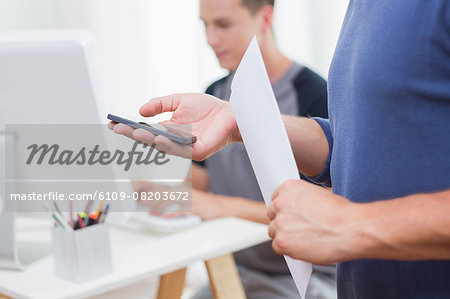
(129, 212, 201, 233)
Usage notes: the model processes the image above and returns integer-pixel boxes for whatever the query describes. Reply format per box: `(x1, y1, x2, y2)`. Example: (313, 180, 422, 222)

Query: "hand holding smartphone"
(107, 114, 196, 145)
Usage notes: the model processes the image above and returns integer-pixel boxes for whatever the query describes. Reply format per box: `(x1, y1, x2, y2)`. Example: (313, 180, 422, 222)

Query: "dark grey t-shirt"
(206, 62, 302, 274)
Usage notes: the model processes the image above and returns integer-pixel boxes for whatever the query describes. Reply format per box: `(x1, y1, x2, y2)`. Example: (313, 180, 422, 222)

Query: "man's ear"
(260, 5, 274, 34)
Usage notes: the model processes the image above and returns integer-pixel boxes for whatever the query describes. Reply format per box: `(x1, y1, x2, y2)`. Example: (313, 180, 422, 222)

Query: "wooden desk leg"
(157, 267, 187, 299)
(205, 253, 246, 299)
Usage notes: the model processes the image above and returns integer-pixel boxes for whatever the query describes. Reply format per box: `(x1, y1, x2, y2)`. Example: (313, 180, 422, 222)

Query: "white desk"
(0, 216, 270, 299)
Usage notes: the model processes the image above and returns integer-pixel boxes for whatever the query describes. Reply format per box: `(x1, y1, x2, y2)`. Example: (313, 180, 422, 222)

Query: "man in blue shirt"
(111, 0, 450, 297)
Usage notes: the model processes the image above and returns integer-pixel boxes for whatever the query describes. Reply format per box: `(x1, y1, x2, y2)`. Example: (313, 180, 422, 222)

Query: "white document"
(229, 37, 312, 298)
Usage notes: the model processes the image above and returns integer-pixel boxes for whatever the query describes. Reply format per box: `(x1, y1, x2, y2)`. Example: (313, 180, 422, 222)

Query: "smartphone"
(107, 114, 196, 144)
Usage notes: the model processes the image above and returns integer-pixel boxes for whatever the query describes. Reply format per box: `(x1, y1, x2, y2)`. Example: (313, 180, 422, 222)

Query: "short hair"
(241, 0, 275, 15)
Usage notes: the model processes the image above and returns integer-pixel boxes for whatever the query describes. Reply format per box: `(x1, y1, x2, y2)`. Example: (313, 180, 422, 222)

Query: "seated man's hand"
(132, 180, 191, 215)
(109, 93, 240, 161)
(191, 189, 227, 220)
(133, 180, 226, 220)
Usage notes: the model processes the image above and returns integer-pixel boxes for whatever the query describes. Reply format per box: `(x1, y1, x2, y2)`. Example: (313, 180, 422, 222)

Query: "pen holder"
(51, 224, 113, 283)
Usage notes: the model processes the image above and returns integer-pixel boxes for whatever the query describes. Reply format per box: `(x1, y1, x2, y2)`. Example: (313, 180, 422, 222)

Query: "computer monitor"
(0, 29, 104, 126)
(0, 29, 130, 270)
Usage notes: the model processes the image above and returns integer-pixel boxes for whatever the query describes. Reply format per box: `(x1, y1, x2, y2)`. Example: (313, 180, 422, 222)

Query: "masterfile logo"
(26, 142, 170, 171)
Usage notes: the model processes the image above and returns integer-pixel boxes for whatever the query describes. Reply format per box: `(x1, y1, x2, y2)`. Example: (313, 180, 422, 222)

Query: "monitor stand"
(0, 132, 52, 270)
(0, 210, 52, 271)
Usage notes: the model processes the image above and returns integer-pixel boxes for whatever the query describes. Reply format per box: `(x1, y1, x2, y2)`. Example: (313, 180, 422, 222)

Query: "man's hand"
(109, 93, 240, 161)
(132, 180, 227, 219)
(132, 180, 192, 214)
(191, 189, 228, 220)
(267, 179, 362, 265)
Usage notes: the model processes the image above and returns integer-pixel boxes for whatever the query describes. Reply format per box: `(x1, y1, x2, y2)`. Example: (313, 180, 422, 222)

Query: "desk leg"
(205, 253, 246, 299)
(157, 267, 187, 299)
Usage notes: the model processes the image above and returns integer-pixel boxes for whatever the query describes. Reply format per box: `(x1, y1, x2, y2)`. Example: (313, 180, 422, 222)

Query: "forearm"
(214, 194, 269, 224)
(189, 165, 268, 224)
(189, 164, 209, 192)
(343, 189, 450, 261)
(282, 115, 329, 177)
(194, 190, 269, 224)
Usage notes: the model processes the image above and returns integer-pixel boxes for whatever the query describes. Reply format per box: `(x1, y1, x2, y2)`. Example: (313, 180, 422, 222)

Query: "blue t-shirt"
(312, 0, 450, 298)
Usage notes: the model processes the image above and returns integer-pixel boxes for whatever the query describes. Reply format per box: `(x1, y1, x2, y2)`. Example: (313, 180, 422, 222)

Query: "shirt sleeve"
(306, 117, 333, 187)
(193, 160, 206, 168)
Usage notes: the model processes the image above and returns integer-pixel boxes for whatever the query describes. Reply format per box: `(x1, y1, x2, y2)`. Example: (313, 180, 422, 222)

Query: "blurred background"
(0, 0, 348, 118)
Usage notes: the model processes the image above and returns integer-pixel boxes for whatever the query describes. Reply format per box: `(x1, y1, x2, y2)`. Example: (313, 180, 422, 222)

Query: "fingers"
(140, 94, 180, 117)
(271, 179, 290, 202)
(130, 129, 193, 159)
(132, 128, 157, 145)
(162, 211, 189, 219)
(268, 219, 286, 256)
(268, 181, 289, 220)
(267, 181, 289, 245)
(271, 186, 281, 203)
(272, 179, 300, 201)
(112, 123, 136, 139)
(268, 220, 276, 239)
(271, 238, 283, 255)
(267, 201, 277, 220)
(138, 199, 178, 215)
(110, 122, 194, 160)
(131, 180, 155, 194)
(153, 135, 193, 159)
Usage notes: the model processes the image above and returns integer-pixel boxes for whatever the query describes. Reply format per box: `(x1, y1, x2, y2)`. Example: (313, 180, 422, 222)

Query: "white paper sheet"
(229, 37, 312, 298)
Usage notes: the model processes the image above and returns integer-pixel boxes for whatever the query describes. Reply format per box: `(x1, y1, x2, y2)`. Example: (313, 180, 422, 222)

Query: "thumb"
(140, 94, 181, 117)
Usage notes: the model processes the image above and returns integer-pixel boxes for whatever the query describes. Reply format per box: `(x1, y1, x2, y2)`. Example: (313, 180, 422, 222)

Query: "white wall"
(274, 0, 349, 77)
(0, 0, 349, 120)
